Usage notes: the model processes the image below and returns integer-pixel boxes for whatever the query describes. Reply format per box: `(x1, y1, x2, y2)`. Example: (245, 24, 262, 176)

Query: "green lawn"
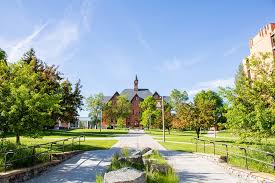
(147, 129, 275, 174)
(40, 128, 129, 138)
(0, 128, 125, 172)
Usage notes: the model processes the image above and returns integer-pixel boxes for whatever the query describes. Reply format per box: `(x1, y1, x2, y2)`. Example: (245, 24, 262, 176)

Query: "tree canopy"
(0, 48, 83, 144)
(220, 53, 275, 141)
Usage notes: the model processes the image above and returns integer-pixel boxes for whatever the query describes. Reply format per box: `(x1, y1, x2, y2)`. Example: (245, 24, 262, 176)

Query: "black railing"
(194, 138, 275, 172)
(1, 136, 85, 172)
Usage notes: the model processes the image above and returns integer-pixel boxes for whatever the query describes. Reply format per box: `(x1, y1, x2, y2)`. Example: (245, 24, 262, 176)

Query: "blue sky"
(1, 0, 275, 116)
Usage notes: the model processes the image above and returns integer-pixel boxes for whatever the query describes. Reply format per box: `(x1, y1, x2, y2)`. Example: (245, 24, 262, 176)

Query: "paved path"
(27, 130, 240, 183)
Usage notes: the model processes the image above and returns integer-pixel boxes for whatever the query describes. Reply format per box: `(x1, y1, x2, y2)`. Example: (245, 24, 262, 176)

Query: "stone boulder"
(131, 150, 142, 156)
(150, 163, 171, 174)
(142, 149, 154, 157)
(141, 147, 152, 155)
(104, 167, 146, 183)
(119, 155, 143, 165)
(219, 155, 228, 163)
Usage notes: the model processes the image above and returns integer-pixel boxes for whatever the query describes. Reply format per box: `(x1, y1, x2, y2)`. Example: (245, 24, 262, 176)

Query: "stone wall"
(195, 153, 275, 183)
(0, 150, 83, 183)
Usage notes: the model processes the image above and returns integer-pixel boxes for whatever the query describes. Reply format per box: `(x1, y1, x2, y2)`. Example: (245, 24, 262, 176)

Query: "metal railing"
(1, 136, 85, 172)
(194, 138, 275, 171)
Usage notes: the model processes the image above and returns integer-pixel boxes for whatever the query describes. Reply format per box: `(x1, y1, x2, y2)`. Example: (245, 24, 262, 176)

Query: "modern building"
(243, 23, 275, 79)
(102, 75, 169, 128)
(55, 116, 93, 129)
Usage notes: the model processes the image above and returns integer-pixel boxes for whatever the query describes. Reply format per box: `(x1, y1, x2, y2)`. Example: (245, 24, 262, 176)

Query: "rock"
(104, 167, 146, 183)
(132, 150, 142, 156)
(150, 163, 171, 174)
(127, 155, 143, 165)
(142, 149, 154, 157)
(219, 155, 228, 163)
(118, 155, 143, 165)
(141, 147, 152, 155)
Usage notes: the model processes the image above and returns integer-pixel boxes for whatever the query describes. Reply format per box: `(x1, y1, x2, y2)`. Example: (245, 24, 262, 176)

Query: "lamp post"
(162, 96, 165, 142)
(100, 109, 103, 133)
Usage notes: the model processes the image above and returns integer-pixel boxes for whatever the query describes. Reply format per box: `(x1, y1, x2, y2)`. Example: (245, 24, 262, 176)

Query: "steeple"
(134, 75, 138, 92)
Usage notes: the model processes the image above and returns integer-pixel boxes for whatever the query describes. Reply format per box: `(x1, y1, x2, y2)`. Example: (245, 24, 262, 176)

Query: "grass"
(0, 128, 124, 172)
(99, 149, 179, 183)
(147, 129, 275, 175)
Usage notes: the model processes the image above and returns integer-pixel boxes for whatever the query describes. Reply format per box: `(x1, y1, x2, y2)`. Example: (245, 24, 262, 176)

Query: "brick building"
(243, 23, 275, 79)
(102, 75, 169, 128)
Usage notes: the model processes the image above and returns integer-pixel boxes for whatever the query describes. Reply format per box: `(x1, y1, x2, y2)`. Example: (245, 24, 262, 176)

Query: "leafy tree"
(59, 80, 83, 126)
(177, 90, 224, 138)
(0, 48, 7, 65)
(86, 93, 104, 129)
(117, 117, 126, 128)
(0, 61, 11, 137)
(164, 103, 173, 134)
(220, 53, 275, 141)
(170, 89, 188, 112)
(7, 60, 61, 144)
(140, 96, 160, 129)
(20, 49, 83, 128)
(104, 101, 117, 126)
(113, 95, 131, 123)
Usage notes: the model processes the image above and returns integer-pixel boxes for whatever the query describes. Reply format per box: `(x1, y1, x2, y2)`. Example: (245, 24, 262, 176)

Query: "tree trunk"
(168, 128, 171, 134)
(16, 133, 20, 145)
(196, 127, 200, 139)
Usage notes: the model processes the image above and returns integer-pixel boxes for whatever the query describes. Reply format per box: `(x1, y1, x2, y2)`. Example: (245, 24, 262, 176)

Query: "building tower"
(243, 23, 275, 79)
(134, 75, 138, 92)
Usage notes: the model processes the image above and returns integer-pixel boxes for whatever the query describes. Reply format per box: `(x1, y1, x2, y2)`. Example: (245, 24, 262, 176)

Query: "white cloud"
(157, 58, 182, 72)
(0, 1, 94, 65)
(80, 0, 94, 32)
(156, 56, 207, 73)
(5, 23, 48, 61)
(188, 77, 234, 96)
(223, 44, 243, 57)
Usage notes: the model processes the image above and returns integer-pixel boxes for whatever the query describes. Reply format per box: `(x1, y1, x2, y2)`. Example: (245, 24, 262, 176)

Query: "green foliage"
(114, 95, 131, 120)
(146, 169, 179, 183)
(0, 48, 7, 65)
(86, 93, 104, 128)
(140, 96, 160, 128)
(116, 117, 126, 128)
(96, 174, 103, 183)
(177, 90, 224, 138)
(0, 48, 83, 143)
(220, 53, 275, 141)
(170, 89, 188, 112)
(57, 79, 83, 126)
(103, 95, 131, 125)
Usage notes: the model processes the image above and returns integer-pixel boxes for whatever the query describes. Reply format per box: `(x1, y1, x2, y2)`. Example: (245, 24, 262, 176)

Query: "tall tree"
(0, 61, 11, 137)
(59, 80, 83, 126)
(177, 90, 224, 138)
(140, 96, 160, 129)
(86, 93, 104, 129)
(113, 95, 131, 124)
(170, 89, 188, 112)
(221, 53, 275, 141)
(0, 48, 7, 65)
(7, 60, 61, 144)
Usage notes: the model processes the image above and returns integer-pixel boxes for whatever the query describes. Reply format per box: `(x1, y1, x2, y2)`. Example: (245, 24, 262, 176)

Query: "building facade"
(243, 23, 275, 79)
(102, 76, 169, 128)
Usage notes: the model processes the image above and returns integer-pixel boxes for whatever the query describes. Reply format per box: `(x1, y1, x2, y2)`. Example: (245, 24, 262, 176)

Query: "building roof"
(103, 96, 112, 103)
(121, 88, 153, 101)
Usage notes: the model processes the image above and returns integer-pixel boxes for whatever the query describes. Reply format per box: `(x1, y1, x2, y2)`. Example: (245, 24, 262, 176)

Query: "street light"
(161, 96, 165, 142)
(100, 108, 103, 133)
(156, 96, 165, 142)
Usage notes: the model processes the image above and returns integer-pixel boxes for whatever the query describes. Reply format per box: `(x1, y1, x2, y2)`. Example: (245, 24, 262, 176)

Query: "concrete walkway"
(27, 130, 240, 183)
